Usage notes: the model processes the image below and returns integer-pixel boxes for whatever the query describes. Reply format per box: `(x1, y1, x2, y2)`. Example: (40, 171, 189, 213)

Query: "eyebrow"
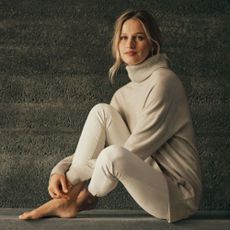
(120, 32, 146, 35)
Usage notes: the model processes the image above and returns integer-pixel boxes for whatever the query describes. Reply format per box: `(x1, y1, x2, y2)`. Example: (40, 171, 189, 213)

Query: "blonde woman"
(19, 10, 202, 223)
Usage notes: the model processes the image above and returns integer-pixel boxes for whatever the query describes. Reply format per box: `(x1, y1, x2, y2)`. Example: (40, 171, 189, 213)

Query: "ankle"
(77, 188, 98, 209)
(67, 182, 85, 200)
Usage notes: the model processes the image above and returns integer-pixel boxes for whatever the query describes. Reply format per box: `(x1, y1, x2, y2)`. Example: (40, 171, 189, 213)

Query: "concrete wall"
(0, 0, 229, 210)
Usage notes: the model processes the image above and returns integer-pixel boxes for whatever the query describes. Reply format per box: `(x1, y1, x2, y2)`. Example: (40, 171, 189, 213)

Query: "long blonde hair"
(109, 10, 162, 83)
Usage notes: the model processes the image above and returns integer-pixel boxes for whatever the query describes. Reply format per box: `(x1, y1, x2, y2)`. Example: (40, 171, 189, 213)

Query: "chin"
(122, 58, 140, 65)
(125, 59, 145, 66)
(122, 55, 150, 66)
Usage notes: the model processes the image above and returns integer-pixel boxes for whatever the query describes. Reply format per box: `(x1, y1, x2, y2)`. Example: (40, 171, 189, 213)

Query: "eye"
(120, 35, 128, 40)
(136, 35, 145, 41)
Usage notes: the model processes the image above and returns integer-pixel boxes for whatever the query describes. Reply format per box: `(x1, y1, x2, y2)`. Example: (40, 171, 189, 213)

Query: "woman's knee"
(91, 103, 111, 111)
(97, 145, 129, 174)
(88, 103, 118, 126)
(90, 103, 115, 116)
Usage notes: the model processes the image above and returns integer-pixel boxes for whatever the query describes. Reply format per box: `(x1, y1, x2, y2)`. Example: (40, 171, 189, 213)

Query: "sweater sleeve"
(123, 75, 181, 160)
(50, 155, 73, 177)
(110, 90, 122, 112)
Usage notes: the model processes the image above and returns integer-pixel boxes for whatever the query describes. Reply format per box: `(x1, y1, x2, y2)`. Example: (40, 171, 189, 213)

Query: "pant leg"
(66, 103, 130, 185)
(88, 145, 170, 221)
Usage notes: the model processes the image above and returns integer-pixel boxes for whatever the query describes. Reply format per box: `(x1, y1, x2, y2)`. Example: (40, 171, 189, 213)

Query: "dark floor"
(0, 209, 229, 230)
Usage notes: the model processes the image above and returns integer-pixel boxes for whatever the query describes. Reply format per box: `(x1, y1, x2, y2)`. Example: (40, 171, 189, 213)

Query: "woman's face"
(118, 18, 151, 65)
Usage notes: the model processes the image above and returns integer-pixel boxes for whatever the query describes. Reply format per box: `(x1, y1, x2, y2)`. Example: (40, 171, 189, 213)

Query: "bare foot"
(19, 198, 78, 220)
(19, 182, 85, 220)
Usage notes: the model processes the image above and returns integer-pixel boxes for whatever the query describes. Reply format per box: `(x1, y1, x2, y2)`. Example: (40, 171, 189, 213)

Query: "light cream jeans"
(66, 103, 169, 219)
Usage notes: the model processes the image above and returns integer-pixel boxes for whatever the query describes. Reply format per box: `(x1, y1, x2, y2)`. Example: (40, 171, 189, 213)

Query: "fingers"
(48, 174, 71, 199)
(48, 184, 69, 199)
(48, 186, 60, 199)
(48, 187, 55, 198)
(60, 177, 68, 194)
(48, 182, 63, 199)
(55, 187, 64, 199)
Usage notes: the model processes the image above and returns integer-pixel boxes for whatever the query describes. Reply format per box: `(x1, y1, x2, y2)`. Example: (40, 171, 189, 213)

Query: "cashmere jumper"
(110, 53, 202, 221)
(50, 53, 202, 222)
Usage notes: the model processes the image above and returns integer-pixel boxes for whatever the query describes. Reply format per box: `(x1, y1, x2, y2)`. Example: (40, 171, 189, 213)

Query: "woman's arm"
(50, 155, 73, 177)
(110, 90, 121, 112)
(123, 73, 189, 160)
(48, 155, 74, 199)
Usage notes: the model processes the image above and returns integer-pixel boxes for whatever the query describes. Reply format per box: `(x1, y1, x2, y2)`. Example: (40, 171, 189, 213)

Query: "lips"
(125, 51, 137, 56)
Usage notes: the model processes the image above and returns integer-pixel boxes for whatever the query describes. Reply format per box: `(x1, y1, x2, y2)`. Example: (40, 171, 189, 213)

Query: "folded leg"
(66, 103, 130, 185)
(88, 145, 170, 220)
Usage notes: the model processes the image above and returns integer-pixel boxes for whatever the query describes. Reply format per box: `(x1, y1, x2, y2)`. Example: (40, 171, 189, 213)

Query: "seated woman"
(19, 9, 202, 223)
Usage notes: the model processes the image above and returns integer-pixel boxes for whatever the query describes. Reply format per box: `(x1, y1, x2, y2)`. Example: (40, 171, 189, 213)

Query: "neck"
(126, 53, 170, 83)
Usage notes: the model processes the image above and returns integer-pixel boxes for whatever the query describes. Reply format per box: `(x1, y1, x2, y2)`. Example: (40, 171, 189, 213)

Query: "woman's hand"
(48, 174, 72, 199)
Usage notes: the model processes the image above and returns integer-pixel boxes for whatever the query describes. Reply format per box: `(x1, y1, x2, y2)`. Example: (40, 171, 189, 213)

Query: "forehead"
(121, 18, 145, 34)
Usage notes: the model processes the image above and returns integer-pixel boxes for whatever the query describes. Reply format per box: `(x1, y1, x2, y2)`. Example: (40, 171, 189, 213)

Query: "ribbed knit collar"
(126, 53, 170, 83)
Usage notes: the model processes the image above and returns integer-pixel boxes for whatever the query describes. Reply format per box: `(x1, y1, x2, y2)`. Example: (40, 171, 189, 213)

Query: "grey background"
(0, 0, 229, 211)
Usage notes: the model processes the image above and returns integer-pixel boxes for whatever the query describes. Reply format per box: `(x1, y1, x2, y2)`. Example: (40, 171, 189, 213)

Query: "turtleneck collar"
(125, 53, 170, 83)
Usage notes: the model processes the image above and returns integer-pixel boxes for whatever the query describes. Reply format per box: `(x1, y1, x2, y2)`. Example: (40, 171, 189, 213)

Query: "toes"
(19, 212, 30, 220)
(19, 211, 36, 220)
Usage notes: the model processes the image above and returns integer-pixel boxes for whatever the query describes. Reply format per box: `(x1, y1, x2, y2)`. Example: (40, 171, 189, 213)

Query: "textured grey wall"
(0, 0, 229, 210)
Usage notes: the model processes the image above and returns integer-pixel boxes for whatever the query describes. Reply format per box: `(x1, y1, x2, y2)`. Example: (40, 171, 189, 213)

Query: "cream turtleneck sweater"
(51, 53, 202, 221)
(110, 53, 202, 219)
(112, 54, 201, 177)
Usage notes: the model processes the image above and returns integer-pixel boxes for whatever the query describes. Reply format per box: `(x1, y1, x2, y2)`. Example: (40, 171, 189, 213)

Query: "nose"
(127, 37, 135, 49)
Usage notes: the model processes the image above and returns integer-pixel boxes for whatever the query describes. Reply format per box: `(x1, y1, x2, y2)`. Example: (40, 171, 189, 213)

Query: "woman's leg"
(19, 103, 130, 220)
(87, 145, 170, 221)
(19, 182, 85, 219)
(66, 103, 130, 185)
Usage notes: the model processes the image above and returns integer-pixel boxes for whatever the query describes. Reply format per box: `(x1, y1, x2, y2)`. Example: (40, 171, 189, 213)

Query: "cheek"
(118, 44, 124, 57)
(139, 44, 151, 57)
(142, 43, 151, 52)
(118, 42, 124, 52)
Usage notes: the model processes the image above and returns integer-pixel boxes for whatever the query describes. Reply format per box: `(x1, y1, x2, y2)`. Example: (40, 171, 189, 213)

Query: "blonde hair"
(109, 10, 162, 83)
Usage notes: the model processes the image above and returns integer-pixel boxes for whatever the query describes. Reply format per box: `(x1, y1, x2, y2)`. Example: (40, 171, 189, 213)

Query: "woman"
(19, 9, 202, 223)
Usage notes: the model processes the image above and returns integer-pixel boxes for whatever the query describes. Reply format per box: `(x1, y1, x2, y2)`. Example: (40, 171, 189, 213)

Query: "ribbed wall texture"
(0, 0, 229, 210)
